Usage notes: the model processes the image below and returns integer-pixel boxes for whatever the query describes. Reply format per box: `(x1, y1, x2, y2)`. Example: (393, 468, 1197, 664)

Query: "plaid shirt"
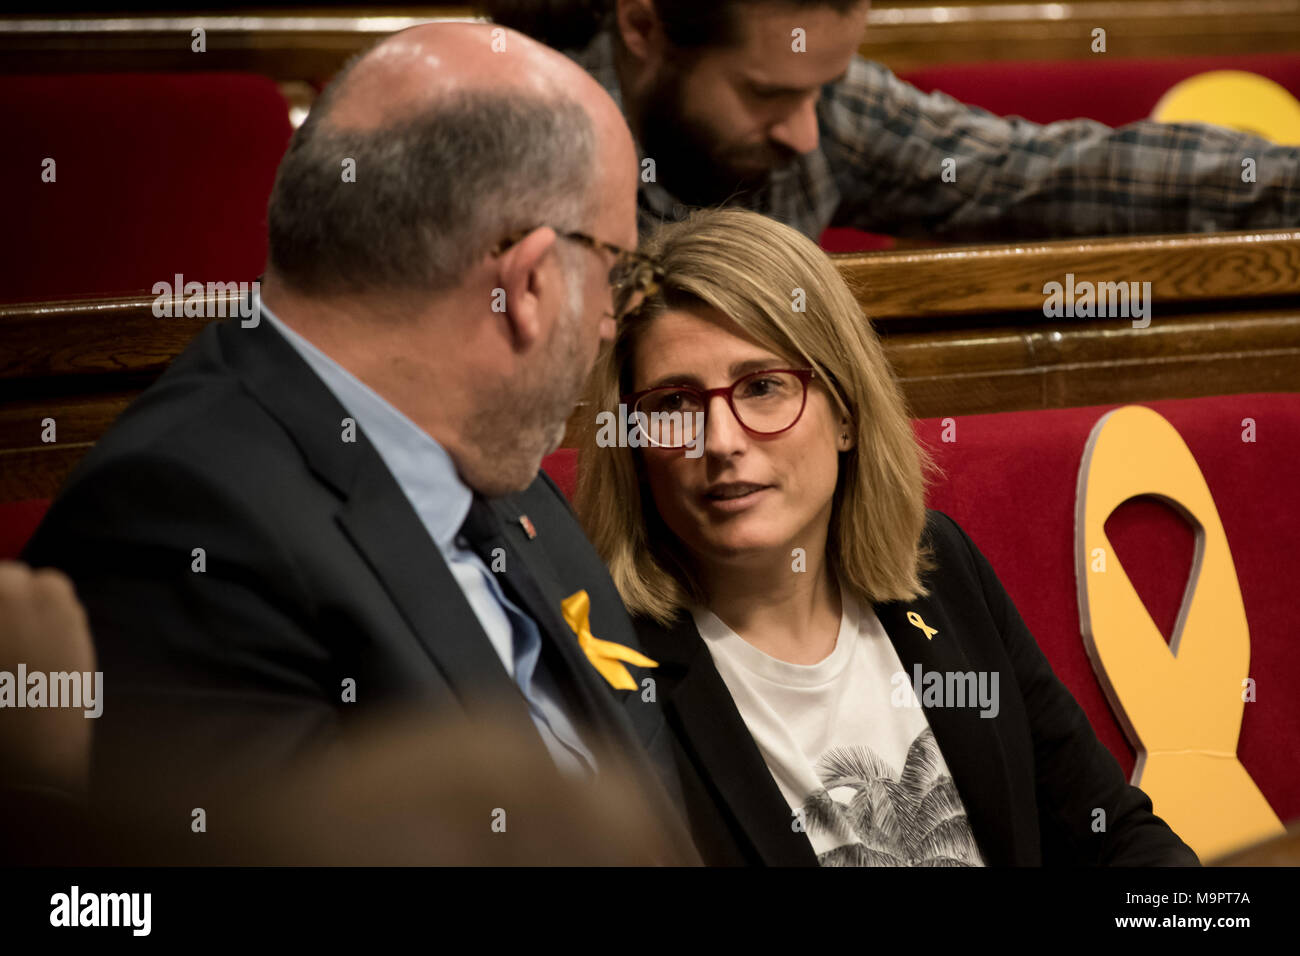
(566, 30, 1300, 242)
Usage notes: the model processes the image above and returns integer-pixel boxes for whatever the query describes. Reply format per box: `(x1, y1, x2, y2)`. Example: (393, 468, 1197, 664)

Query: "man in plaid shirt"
(493, 0, 1300, 242)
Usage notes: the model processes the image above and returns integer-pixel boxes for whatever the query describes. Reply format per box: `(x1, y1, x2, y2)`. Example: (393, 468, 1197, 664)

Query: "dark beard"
(637, 64, 798, 209)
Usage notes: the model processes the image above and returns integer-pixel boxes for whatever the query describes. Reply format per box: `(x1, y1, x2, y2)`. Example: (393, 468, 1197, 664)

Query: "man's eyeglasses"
(491, 227, 665, 322)
(621, 369, 818, 449)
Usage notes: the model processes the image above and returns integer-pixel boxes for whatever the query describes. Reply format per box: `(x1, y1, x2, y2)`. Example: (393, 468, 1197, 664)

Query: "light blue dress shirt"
(259, 305, 597, 778)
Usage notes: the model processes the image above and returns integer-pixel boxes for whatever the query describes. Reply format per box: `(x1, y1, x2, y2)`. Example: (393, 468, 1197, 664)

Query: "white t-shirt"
(693, 587, 987, 867)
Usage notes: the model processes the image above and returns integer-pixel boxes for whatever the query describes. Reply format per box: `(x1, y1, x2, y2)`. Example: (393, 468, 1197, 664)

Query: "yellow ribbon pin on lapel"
(908, 611, 938, 640)
(561, 590, 658, 690)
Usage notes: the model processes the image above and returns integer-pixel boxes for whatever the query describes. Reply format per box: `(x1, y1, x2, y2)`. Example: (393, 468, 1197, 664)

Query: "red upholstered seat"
(541, 392, 1300, 823)
(817, 227, 895, 254)
(898, 53, 1300, 128)
(0, 73, 292, 303)
(0, 499, 49, 564)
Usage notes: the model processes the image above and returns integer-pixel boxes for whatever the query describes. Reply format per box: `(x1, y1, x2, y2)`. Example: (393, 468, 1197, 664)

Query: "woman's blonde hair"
(574, 208, 934, 625)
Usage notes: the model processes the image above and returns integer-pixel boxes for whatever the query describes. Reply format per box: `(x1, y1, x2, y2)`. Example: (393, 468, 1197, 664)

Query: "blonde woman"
(576, 208, 1197, 867)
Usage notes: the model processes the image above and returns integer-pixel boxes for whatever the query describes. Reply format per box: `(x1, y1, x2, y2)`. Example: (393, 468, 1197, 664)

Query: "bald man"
(22, 23, 697, 864)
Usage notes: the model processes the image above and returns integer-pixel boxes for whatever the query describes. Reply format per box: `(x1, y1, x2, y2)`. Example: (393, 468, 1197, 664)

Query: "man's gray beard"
(461, 265, 587, 494)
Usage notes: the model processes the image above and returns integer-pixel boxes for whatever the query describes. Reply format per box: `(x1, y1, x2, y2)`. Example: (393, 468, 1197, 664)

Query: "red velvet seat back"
(898, 53, 1300, 127)
(0, 73, 292, 303)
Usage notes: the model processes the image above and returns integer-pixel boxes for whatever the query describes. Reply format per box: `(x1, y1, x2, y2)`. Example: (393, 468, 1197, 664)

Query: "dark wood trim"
(3, 232, 1298, 500)
(4, 229, 1293, 380)
(0, 390, 138, 500)
(3, 2, 1298, 77)
(834, 229, 1300, 320)
(0, 295, 212, 384)
(885, 307, 1300, 417)
(861, 0, 1300, 70)
(0, 9, 481, 78)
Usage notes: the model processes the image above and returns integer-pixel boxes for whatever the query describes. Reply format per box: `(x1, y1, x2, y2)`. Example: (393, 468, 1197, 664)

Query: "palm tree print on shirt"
(800, 728, 984, 866)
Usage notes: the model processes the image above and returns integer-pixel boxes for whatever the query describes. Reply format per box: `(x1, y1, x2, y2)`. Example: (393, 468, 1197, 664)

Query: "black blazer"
(618, 511, 1201, 866)
(22, 314, 695, 862)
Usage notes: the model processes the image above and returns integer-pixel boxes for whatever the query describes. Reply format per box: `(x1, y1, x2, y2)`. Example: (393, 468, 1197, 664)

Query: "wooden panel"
(0, 444, 95, 501)
(3, 231, 1298, 501)
(886, 308, 1300, 417)
(835, 229, 1300, 321)
(0, 296, 210, 383)
(861, 0, 1300, 70)
(0, 390, 138, 448)
(3, 2, 1298, 78)
(0, 9, 481, 78)
(5, 230, 1290, 375)
(0, 391, 139, 500)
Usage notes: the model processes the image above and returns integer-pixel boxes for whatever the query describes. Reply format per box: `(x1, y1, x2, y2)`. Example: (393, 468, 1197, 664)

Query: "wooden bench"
(2, 228, 1297, 502)
(840, 229, 1300, 416)
(860, 0, 1300, 71)
(3, 2, 1298, 79)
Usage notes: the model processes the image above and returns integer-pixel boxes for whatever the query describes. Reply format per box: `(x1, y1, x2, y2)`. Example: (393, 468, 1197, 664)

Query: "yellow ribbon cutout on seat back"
(1075, 405, 1283, 861)
(561, 590, 658, 691)
(1151, 70, 1300, 145)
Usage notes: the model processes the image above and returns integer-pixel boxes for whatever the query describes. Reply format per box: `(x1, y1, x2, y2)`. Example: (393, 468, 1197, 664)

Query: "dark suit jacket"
(618, 510, 1201, 866)
(22, 314, 696, 863)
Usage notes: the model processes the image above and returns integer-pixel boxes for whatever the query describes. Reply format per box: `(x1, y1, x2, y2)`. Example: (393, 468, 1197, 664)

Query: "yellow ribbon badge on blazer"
(907, 611, 938, 640)
(561, 590, 658, 690)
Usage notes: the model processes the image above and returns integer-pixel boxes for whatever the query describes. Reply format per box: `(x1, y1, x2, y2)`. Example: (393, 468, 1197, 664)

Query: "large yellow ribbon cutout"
(1076, 406, 1283, 861)
(561, 590, 658, 691)
(1151, 70, 1300, 145)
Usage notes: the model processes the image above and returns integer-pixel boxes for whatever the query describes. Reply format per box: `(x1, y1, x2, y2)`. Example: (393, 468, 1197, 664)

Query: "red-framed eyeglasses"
(621, 368, 818, 448)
